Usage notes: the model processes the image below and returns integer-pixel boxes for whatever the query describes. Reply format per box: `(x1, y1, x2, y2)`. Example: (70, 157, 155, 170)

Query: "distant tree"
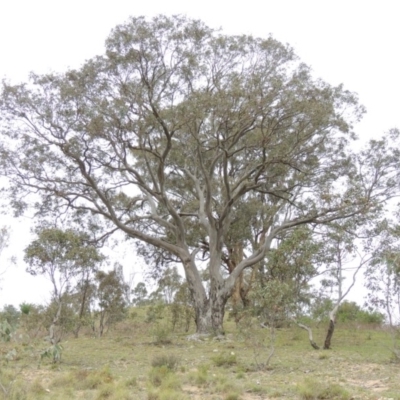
(170, 282, 195, 332)
(95, 265, 129, 337)
(318, 228, 371, 349)
(0, 304, 20, 329)
(2, 15, 398, 335)
(336, 301, 384, 325)
(0, 226, 10, 280)
(131, 282, 148, 306)
(366, 223, 400, 359)
(154, 266, 182, 304)
(24, 227, 104, 347)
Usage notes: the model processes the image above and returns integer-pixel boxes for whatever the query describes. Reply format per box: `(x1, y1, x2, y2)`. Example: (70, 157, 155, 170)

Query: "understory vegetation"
(0, 303, 399, 400)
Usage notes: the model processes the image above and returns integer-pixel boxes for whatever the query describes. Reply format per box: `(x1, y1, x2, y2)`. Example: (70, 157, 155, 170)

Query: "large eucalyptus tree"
(0, 15, 397, 334)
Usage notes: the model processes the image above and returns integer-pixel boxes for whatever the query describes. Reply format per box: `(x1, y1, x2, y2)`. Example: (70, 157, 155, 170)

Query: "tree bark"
(292, 318, 320, 350)
(49, 299, 62, 345)
(323, 306, 338, 349)
(323, 319, 335, 349)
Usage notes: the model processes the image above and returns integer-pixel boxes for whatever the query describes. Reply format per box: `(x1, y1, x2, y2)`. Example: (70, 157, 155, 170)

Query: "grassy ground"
(1, 308, 399, 400)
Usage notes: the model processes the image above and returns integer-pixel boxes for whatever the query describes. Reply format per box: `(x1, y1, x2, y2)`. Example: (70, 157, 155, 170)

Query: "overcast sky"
(0, 0, 399, 307)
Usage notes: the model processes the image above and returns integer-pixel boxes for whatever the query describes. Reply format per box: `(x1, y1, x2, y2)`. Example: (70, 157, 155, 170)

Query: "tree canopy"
(1, 15, 398, 334)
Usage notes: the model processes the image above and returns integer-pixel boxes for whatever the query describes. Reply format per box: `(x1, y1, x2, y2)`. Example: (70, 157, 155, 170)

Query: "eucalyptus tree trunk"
(323, 305, 339, 349)
(183, 244, 231, 335)
(49, 299, 62, 345)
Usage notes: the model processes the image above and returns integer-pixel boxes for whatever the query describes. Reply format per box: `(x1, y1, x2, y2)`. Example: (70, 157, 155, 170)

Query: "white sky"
(0, 0, 399, 308)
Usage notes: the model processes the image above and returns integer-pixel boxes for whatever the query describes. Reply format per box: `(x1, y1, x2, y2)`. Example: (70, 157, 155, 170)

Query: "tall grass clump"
(297, 378, 351, 400)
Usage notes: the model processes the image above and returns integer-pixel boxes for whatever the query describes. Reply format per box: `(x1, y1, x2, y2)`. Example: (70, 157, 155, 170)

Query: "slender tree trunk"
(323, 305, 339, 349)
(73, 281, 90, 338)
(323, 319, 335, 349)
(49, 299, 62, 345)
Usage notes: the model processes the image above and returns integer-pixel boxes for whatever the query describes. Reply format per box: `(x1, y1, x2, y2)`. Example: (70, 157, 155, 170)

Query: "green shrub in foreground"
(297, 378, 351, 400)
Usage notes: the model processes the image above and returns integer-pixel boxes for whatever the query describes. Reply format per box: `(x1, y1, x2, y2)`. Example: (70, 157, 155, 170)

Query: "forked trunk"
(183, 250, 229, 335)
(193, 291, 227, 335)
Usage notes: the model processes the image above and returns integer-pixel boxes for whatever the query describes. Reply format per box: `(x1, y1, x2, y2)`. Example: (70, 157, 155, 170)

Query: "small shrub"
(189, 364, 209, 386)
(236, 371, 245, 379)
(73, 366, 114, 390)
(146, 303, 166, 323)
(224, 393, 241, 400)
(96, 383, 115, 399)
(148, 366, 171, 387)
(151, 354, 179, 371)
(159, 373, 181, 391)
(212, 352, 237, 367)
(40, 343, 63, 363)
(20, 303, 32, 315)
(0, 320, 13, 342)
(152, 323, 172, 345)
(297, 378, 351, 400)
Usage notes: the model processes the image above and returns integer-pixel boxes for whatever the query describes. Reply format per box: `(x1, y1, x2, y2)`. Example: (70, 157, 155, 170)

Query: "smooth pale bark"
(292, 318, 320, 350)
(49, 299, 62, 346)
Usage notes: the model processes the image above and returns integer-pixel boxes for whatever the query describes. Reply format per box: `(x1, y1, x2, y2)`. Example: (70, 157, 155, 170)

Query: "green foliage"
(0, 305, 20, 328)
(337, 301, 384, 325)
(18, 303, 46, 338)
(145, 302, 166, 323)
(131, 282, 148, 306)
(309, 299, 384, 325)
(95, 265, 129, 336)
(170, 282, 194, 332)
(1, 13, 388, 336)
(191, 364, 209, 386)
(0, 320, 13, 342)
(212, 352, 237, 368)
(24, 227, 104, 278)
(297, 378, 352, 400)
(250, 280, 296, 327)
(148, 366, 175, 388)
(40, 343, 63, 363)
(24, 227, 105, 343)
(154, 267, 182, 304)
(151, 322, 172, 345)
(19, 303, 32, 316)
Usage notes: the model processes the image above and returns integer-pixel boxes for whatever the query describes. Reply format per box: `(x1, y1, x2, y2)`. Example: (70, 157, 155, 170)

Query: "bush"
(146, 303, 166, 323)
(152, 323, 172, 345)
(337, 301, 384, 325)
(151, 354, 179, 371)
(212, 352, 237, 367)
(297, 378, 351, 400)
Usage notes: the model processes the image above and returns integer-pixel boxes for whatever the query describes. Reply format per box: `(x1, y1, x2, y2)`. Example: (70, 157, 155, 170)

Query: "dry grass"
(0, 308, 399, 399)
